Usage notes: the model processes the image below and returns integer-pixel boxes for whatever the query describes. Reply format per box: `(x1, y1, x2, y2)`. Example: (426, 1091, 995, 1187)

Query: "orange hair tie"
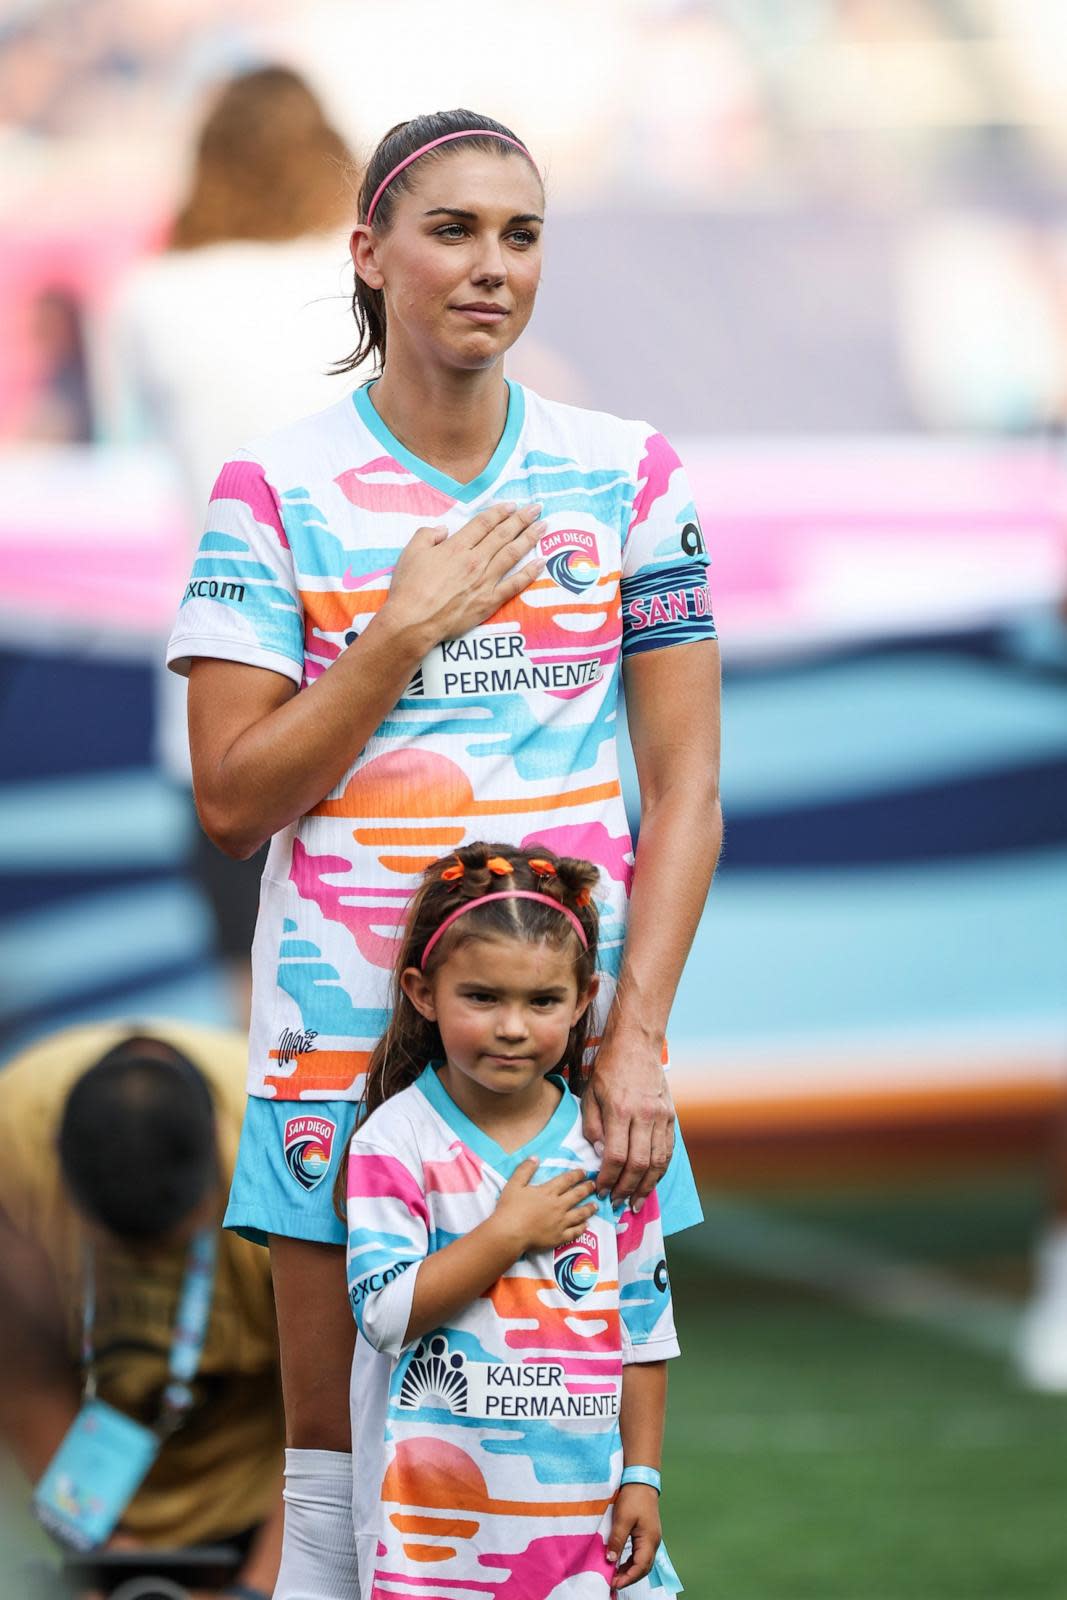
(527, 858, 557, 878)
(440, 859, 465, 882)
(575, 887, 592, 908)
(485, 856, 513, 876)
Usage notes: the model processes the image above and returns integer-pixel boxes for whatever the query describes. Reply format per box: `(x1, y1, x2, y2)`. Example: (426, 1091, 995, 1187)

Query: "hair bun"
(554, 855, 600, 901)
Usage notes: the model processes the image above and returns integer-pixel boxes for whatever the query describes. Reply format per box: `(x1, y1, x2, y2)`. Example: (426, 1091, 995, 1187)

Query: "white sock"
(273, 1448, 360, 1600)
(1033, 1221, 1067, 1300)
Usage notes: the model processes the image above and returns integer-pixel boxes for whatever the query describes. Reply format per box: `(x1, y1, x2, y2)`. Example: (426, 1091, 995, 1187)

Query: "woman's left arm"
(585, 638, 722, 1203)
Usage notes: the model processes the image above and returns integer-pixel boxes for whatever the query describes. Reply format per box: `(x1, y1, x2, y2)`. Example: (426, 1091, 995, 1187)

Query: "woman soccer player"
(346, 843, 682, 1596)
(168, 108, 720, 1599)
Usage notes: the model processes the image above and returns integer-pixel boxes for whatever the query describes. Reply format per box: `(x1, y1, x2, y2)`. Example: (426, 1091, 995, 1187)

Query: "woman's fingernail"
(594, 1141, 605, 1158)
(632, 1198, 644, 1214)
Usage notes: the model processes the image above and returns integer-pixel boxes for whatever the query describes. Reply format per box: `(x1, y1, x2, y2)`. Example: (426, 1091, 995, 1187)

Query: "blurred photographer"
(0, 1023, 284, 1599)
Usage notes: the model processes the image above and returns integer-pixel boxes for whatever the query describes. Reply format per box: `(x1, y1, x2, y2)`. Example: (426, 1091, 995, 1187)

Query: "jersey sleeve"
(346, 1135, 430, 1359)
(616, 1190, 680, 1365)
(621, 429, 716, 658)
(166, 454, 305, 683)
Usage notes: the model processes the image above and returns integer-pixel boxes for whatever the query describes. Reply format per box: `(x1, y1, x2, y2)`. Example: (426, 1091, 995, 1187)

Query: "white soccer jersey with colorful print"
(346, 1067, 680, 1598)
(167, 382, 716, 1101)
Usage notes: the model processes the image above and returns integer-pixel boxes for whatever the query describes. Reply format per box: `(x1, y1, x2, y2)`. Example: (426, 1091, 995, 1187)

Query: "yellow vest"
(0, 1020, 282, 1547)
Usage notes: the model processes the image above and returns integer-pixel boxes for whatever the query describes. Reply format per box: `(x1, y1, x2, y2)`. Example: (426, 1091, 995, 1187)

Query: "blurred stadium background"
(3, 1, 1067, 1595)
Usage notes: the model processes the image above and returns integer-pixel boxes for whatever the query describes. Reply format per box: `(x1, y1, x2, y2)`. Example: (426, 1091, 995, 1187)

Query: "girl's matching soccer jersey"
(346, 1067, 680, 1597)
(167, 382, 715, 1104)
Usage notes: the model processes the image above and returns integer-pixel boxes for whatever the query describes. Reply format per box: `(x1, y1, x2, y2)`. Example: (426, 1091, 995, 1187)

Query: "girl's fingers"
(550, 1168, 588, 1189)
(611, 1530, 656, 1589)
(504, 1156, 540, 1191)
(562, 1206, 598, 1239)
(605, 1506, 637, 1570)
(552, 1170, 596, 1197)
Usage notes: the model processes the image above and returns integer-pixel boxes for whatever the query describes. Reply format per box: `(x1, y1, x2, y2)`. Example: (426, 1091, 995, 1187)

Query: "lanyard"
(81, 1229, 217, 1439)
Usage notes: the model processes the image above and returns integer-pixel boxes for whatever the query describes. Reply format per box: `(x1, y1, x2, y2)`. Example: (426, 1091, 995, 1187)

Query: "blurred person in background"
(168, 107, 720, 1599)
(0, 1023, 284, 1599)
(95, 64, 361, 1021)
(22, 288, 93, 444)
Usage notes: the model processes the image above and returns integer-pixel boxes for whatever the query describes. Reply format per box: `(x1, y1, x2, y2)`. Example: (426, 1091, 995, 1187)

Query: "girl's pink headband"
(365, 130, 539, 225)
(420, 891, 588, 971)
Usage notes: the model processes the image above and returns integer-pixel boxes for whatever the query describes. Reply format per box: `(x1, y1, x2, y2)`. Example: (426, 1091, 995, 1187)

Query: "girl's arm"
(348, 1154, 597, 1356)
(607, 1360, 668, 1589)
(586, 638, 722, 1202)
(607, 1191, 679, 1587)
(404, 1161, 596, 1344)
(188, 502, 544, 858)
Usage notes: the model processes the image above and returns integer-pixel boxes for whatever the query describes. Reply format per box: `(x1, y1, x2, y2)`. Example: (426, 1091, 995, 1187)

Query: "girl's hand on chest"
(488, 1156, 598, 1256)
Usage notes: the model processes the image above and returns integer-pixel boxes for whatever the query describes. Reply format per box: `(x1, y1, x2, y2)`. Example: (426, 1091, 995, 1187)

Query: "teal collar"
(352, 379, 526, 505)
(415, 1062, 576, 1179)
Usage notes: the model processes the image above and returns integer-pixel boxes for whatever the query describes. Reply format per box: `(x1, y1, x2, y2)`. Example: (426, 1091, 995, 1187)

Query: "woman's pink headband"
(366, 130, 539, 225)
(420, 891, 588, 971)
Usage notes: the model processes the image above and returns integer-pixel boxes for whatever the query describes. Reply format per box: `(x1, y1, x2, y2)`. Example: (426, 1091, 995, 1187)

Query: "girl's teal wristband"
(620, 1465, 661, 1493)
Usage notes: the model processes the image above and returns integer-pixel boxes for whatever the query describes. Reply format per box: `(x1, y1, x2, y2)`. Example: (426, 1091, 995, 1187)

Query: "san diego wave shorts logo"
(400, 1337, 468, 1414)
(540, 528, 600, 595)
(282, 1114, 336, 1191)
(554, 1228, 600, 1301)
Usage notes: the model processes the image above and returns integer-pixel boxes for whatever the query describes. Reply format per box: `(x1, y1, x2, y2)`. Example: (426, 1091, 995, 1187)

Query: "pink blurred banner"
(2, 436, 1063, 654)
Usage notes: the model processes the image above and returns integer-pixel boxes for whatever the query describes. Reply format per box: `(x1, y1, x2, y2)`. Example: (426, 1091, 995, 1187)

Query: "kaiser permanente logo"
(397, 1338, 619, 1420)
(410, 626, 603, 699)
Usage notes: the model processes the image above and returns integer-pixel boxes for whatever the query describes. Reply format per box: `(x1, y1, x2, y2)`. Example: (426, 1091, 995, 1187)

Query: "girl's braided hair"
(332, 842, 599, 1222)
(367, 841, 600, 1115)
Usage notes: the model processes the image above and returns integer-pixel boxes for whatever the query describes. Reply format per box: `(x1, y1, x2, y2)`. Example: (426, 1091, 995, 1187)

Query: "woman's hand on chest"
(383, 501, 545, 649)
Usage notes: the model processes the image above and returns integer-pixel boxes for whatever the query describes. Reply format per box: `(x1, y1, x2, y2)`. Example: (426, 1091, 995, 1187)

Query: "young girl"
(345, 843, 682, 1597)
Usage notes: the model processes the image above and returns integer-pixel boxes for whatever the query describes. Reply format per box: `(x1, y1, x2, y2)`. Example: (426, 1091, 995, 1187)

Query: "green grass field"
(664, 1171, 1067, 1600)
(5, 1167, 1064, 1599)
